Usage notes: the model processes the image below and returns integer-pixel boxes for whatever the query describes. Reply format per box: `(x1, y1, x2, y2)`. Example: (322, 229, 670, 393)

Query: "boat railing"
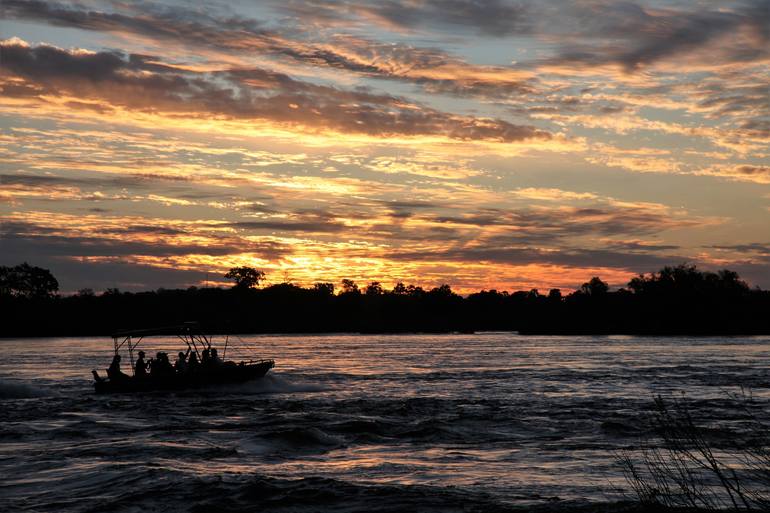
(235, 358, 275, 366)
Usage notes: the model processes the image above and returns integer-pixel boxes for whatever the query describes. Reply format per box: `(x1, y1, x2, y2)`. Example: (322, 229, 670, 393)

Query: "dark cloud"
(606, 241, 680, 252)
(0, 0, 270, 50)
(229, 220, 346, 233)
(731, 166, 770, 178)
(390, 245, 685, 273)
(277, 0, 770, 72)
(2, 0, 767, 120)
(225, 68, 544, 139)
(507, 95, 630, 118)
(0, 212, 445, 292)
(1, 173, 90, 187)
(1, 230, 232, 258)
(0, 40, 204, 107)
(278, 0, 530, 37)
(712, 243, 770, 255)
(106, 225, 188, 237)
(333, 201, 701, 245)
(0, 220, 287, 259)
(0, 1, 435, 72)
(381, 200, 441, 209)
(0, 173, 146, 188)
(696, 83, 770, 120)
(367, 222, 465, 242)
(425, 205, 695, 237)
(539, 0, 770, 71)
(0, 256, 210, 292)
(740, 119, 770, 140)
(0, 40, 549, 142)
(0, 0, 535, 100)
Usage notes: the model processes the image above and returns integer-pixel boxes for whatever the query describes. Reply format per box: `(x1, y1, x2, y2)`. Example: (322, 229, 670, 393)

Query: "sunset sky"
(1, 0, 768, 293)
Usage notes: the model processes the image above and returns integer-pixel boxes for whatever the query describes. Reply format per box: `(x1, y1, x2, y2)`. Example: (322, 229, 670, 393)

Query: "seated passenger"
(187, 352, 200, 372)
(135, 351, 148, 378)
(201, 348, 211, 366)
(210, 348, 223, 367)
(107, 354, 129, 381)
(151, 352, 173, 376)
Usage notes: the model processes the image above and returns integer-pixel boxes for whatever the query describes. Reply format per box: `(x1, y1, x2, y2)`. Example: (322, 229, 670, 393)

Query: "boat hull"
(94, 360, 274, 394)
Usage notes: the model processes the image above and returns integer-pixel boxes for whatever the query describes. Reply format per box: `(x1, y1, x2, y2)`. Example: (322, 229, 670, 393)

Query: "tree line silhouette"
(1, 262, 769, 336)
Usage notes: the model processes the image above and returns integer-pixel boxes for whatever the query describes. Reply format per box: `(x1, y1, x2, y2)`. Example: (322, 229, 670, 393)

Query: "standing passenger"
(135, 351, 148, 378)
(175, 350, 189, 373)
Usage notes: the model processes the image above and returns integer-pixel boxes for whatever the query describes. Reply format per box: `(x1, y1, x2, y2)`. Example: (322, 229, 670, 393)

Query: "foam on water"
(217, 373, 328, 395)
(0, 379, 49, 399)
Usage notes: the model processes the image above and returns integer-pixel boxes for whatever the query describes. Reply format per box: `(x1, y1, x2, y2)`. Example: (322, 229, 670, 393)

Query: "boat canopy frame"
(111, 322, 220, 376)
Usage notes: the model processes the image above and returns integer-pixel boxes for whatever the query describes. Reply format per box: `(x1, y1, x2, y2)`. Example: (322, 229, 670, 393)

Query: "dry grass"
(618, 394, 770, 511)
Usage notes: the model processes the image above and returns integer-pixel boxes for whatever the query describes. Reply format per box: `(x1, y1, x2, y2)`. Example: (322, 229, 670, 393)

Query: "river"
(1, 333, 769, 512)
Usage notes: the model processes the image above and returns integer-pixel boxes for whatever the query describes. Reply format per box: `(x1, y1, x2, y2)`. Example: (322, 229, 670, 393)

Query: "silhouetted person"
(210, 348, 222, 367)
(201, 348, 211, 366)
(135, 351, 148, 378)
(175, 349, 190, 373)
(187, 352, 200, 372)
(107, 354, 128, 381)
(151, 352, 173, 376)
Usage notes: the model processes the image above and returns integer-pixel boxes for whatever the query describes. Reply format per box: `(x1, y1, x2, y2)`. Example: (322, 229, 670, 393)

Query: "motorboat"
(92, 322, 274, 394)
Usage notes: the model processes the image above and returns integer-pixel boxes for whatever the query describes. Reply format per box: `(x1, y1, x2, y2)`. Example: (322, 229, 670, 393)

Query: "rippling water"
(2, 333, 769, 512)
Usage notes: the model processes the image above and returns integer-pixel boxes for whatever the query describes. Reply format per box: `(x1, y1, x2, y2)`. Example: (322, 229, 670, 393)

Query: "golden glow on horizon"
(1, 2, 769, 292)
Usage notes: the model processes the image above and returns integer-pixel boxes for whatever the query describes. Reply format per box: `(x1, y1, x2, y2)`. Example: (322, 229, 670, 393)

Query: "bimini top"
(111, 321, 203, 339)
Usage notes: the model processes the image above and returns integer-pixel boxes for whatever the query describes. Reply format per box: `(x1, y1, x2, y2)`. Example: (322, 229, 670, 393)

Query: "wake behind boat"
(92, 322, 274, 394)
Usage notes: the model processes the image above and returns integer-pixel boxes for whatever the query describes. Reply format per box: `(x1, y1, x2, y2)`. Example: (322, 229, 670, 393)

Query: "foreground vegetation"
(619, 394, 770, 511)
(1, 263, 769, 336)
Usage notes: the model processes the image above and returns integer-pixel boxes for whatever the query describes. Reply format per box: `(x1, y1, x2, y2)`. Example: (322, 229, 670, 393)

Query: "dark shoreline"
(3, 264, 769, 338)
(4, 329, 770, 339)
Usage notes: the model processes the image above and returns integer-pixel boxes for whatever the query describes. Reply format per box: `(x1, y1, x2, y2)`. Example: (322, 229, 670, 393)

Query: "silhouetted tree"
(0, 262, 59, 298)
(313, 282, 335, 295)
(406, 284, 424, 297)
(365, 281, 383, 296)
(430, 284, 454, 297)
(1, 263, 769, 337)
(716, 269, 747, 292)
(392, 282, 408, 295)
(581, 277, 609, 296)
(341, 279, 359, 295)
(224, 266, 265, 289)
(628, 264, 749, 297)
